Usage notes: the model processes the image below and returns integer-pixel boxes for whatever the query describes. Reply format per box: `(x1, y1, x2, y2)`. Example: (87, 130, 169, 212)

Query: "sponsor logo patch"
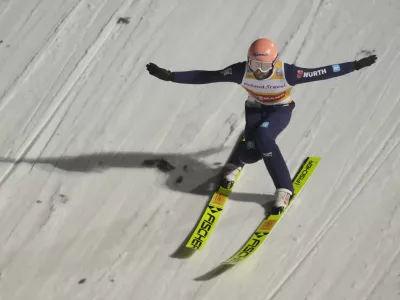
(247, 141, 256, 149)
(253, 52, 268, 57)
(211, 194, 227, 207)
(297, 70, 304, 78)
(243, 82, 287, 89)
(298, 68, 327, 78)
(305, 68, 327, 78)
(332, 64, 341, 72)
(189, 208, 218, 249)
(260, 220, 277, 231)
(221, 67, 233, 76)
(263, 152, 272, 157)
(294, 159, 314, 186)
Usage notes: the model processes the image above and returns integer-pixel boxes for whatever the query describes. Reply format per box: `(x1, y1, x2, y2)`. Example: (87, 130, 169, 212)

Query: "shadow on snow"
(0, 135, 275, 281)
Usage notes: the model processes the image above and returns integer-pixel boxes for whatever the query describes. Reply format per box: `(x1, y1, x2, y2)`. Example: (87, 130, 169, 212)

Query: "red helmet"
(247, 38, 278, 72)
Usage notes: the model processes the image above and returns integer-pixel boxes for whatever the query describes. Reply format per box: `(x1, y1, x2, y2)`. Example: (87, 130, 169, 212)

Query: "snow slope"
(0, 0, 399, 299)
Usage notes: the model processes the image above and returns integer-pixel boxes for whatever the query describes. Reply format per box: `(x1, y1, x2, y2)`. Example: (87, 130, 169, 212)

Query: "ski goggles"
(248, 58, 276, 73)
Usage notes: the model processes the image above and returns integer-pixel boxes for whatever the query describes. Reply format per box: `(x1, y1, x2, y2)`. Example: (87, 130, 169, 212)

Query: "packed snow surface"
(0, 0, 399, 299)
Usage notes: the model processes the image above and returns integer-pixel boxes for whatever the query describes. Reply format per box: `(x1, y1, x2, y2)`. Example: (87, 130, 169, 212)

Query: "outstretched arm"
(146, 62, 246, 84)
(284, 55, 377, 86)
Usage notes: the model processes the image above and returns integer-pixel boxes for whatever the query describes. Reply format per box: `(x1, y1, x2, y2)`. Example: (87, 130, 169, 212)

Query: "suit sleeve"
(171, 62, 246, 84)
(284, 61, 356, 86)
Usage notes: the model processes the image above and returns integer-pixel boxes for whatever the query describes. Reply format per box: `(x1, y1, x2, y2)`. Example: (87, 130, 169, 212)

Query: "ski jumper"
(171, 60, 355, 193)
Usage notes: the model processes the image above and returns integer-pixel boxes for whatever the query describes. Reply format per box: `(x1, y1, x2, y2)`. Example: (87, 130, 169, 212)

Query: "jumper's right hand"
(146, 63, 173, 81)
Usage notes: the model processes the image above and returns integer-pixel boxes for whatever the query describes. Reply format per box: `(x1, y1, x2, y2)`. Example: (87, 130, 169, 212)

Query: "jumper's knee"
(238, 140, 262, 164)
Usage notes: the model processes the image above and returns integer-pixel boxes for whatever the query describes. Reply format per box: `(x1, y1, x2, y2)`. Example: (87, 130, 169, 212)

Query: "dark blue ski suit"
(171, 60, 356, 193)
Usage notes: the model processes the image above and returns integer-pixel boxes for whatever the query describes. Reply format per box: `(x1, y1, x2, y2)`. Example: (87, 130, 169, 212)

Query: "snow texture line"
(363, 245, 400, 300)
(293, 0, 325, 64)
(266, 117, 400, 300)
(0, 0, 141, 187)
(0, 1, 83, 115)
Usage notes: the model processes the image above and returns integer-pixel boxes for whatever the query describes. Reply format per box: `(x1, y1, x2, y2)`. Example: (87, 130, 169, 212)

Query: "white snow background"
(0, 0, 400, 299)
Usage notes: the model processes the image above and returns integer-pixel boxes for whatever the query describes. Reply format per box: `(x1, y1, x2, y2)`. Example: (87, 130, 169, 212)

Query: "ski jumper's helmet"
(247, 38, 278, 73)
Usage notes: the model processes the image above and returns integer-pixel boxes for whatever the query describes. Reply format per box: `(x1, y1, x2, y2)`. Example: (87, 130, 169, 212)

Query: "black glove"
(354, 54, 377, 70)
(146, 63, 173, 81)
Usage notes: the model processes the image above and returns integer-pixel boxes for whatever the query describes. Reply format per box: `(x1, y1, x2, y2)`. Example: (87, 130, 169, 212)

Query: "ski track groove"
(0, 1, 12, 20)
(310, 91, 400, 248)
(267, 156, 395, 300)
(286, 84, 336, 168)
(0, 0, 141, 188)
(0, 0, 140, 278)
(1, 203, 41, 271)
(0, 2, 81, 173)
(236, 0, 263, 36)
(153, 94, 187, 153)
(265, 109, 400, 300)
(292, 70, 398, 224)
(363, 246, 400, 300)
(20, 1, 42, 31)
(117, 0, 165, 88)
(279, 0, 322, 59)
(0, 180, 63, 272)
(293, 0, 324, 64)
(306, 68, 399, 224)
(287, 95, 330, 167)
(31, 90, 78, 167)
(0, 1, 85, 187)
(18, 41, 87, 142)
(362, 193, 400, 299)
(306, 85, 385, 216)
(144, 4, 200, 154)
(108, 1, 181, 154)
(284, 0, 334, 164)
(192, 90, 241, 149)
(0, 1, 82, 115)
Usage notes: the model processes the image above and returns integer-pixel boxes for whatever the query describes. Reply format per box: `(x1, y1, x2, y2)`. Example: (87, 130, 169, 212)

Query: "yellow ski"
(222, 156, 321, 265)
(185, 170, 242, 250)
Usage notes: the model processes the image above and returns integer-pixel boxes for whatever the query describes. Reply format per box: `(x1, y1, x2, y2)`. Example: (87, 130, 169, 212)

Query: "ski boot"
(271, 188, 292, 215)
(220, 163, 243, 190)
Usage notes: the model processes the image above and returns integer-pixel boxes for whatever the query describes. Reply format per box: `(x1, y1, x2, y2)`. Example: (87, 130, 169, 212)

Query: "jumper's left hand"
(354, 55, 377, 70)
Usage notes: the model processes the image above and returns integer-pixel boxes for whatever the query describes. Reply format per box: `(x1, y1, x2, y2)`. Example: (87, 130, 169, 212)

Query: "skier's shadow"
(0, 136, 276, 280)
(0, 147, 270, 203)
